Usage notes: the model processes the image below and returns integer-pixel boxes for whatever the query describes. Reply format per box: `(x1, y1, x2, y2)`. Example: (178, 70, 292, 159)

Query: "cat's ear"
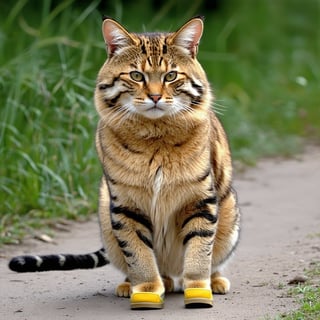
(102, 18, 136, 56)
(170, 17, 204, 58)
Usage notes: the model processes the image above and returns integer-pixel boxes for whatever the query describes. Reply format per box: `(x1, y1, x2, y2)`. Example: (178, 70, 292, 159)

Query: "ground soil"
(1, 147, 320, 320)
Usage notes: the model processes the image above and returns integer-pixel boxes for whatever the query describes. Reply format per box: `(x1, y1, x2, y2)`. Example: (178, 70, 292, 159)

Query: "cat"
(9, 16, 240, 310)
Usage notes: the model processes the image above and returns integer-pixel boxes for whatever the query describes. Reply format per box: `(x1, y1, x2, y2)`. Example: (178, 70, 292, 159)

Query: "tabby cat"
(9, 16, 240, 310)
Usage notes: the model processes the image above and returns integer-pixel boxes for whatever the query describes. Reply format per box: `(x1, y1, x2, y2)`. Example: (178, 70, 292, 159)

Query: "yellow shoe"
(130, 292, 164, 309)
(184, 288, 213, 308)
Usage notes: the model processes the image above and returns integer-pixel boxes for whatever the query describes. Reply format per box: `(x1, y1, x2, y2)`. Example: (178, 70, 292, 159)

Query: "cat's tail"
(8, 248, 109, 273)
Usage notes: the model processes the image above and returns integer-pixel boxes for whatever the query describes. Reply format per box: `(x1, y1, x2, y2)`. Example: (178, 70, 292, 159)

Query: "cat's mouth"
(139, 104, 168, 119)
(148, 104, 164, 111)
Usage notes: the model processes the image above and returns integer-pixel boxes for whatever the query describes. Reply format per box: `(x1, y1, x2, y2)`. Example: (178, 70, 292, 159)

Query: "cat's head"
(95, 17, 211, 121)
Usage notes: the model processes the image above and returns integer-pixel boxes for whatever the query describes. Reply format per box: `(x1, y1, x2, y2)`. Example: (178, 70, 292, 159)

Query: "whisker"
(170, 100, 198, 128)
(213, 102, 228, 109)
(98, 104, 135, 129)
(212, 100, 229, 116)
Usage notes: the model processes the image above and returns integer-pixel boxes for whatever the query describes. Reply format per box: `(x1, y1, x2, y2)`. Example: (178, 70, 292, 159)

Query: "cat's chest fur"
(97, 119, 213, 274)
(98, 119, 211, 204)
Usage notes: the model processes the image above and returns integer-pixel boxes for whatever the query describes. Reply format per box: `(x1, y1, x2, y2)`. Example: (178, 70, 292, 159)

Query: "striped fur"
(9, 17, 240, 309)
(9, 248, 108, 272)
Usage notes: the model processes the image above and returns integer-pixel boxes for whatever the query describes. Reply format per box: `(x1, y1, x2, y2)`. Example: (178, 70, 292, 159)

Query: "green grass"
(279, 262, 320, 320)
(0, 0, 103, 243)
(1, 0, 320, 244)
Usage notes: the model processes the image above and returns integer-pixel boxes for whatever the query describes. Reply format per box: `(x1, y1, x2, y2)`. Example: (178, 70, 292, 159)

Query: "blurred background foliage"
(0, 0, 319, 244)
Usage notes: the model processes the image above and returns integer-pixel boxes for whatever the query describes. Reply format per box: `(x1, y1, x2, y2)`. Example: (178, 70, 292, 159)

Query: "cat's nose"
(149, 94, 162, 104)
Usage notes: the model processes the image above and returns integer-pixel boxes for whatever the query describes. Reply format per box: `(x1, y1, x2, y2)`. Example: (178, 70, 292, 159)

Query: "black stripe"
(103, 90, 131, 108)
(155, 165, 161, 176)
(110, 194, 118, 201)
(190, 79, 204, 96)
(219, 186, 232, 203)
(149, 148, 160, 166)
(109, 93, 122, 105)
(98, 83, 112, 90)
(112, 206, 153, 233)
(182, 210, 217, 229)
(98, 76, 119, 90)
(196, 196, 218, 208)
(103, 171, 117, 185)
(174, 140, 187, 147)
(197, 168, 211, 182)
(8, 248, 109, 273)
(174, 80, 184, 91)
(111, 219, 124, 230)
(141, 43, 147, 54)
(121, 142, 143, 154)
(136, 230, 153, 249)
(117, 239, 128, 248)
(181, 90, 201, 102)
(122, 82, 134, 90)
(179, 73, 204, 97)
(215, 169, 225, 193)
(162, 44, 167, 54)
(183, 230, 214, 245)
(95, 248, 108, 267)
(122, 250, 133, 258)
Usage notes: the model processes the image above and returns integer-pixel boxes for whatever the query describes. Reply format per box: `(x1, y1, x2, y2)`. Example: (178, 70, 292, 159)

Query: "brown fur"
(95, 17, 240, 303)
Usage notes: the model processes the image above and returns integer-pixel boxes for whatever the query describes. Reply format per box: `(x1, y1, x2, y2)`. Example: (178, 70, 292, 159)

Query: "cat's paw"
(210, 273, 230, 294)
(132, 280, 164, 294)
(116, 281, 131, 297)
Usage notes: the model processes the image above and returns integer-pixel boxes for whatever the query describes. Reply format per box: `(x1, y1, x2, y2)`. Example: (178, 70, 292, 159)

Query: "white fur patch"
(110, 28, 128, 47)
(229, 225, 240, 249)
(58, 255, 66, 266)
(90, 253, 99, 268)
(151, 167, 163, 213)
(101, 82, 127, 100)
(185, 82, 201, 97)
(16, 257, 26, 265)
(34, 255, 43, 267)
(175, 24, 197, 48)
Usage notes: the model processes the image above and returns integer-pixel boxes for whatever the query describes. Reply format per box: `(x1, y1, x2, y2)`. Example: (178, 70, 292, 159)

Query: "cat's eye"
(130, 71, 144, 82)
(164, 71, 177, 82)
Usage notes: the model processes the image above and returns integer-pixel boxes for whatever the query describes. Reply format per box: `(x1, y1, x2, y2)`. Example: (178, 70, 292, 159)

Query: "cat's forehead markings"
(136, 34, 170, 70)
(139, 34, 167, 56)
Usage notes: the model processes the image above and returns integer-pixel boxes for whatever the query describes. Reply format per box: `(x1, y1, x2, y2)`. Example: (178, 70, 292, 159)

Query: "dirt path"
(1, 148, 320, 320)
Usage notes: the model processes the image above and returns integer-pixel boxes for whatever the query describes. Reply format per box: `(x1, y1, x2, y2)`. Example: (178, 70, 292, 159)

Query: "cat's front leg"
(110, 204, 165, 309)
(180, 196, 218, 308)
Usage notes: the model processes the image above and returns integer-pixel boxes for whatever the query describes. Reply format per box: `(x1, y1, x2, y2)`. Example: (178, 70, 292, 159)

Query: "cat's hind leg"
(116, 279, 131, 297)
(210, 271, 230, 294)
(210, 188, 240, 295)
